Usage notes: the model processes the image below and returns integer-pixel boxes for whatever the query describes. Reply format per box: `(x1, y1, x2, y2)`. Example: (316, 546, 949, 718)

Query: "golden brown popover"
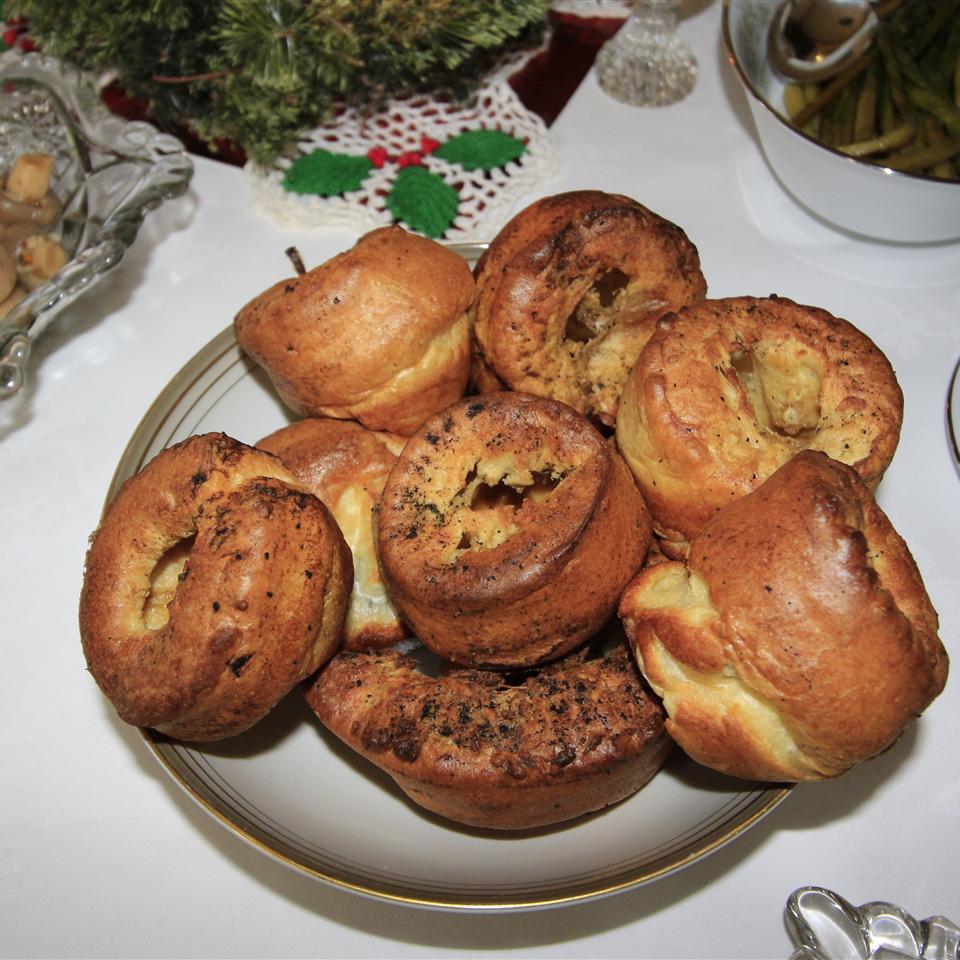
(376, 392, 652, 669)
(80, 433, 353, 741)
(258, 417, 409, 651)
(235, 226, 475, 434)
(305, 639, 671, 829)
(615, 295, 903, 556)
(619, 451, 947, 782)
(472, 190, 706, 425)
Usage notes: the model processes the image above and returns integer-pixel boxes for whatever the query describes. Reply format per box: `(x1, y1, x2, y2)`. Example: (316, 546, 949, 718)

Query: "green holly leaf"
(433, 130, 526, 171)
(387, 166, 459, 238)
(282, 149, 373, 196)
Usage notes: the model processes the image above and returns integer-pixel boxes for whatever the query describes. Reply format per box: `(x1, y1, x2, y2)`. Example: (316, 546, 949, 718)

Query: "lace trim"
(244, 77, 558, 243)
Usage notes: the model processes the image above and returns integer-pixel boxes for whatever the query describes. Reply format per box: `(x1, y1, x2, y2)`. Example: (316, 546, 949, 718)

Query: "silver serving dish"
(0, 50, 194, 399)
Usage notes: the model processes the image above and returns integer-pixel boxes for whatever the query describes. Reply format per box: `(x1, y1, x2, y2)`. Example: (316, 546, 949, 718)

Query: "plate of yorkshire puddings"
(79, 191, 949, 910)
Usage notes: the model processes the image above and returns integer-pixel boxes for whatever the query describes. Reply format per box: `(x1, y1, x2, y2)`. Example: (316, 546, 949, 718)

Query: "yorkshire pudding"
(472, 190, 706, 425)
(306, 640, 671, 830)
(80, 433, 353, 741)
(619, 451, 947, 782)
(376, 392, 652, 669)
(234, 226, 475, 434)
(258, 417, 409, 651)
(615, 295, 903, 556)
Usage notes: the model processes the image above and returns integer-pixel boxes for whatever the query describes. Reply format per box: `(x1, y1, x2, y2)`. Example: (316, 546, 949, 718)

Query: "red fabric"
(509, 12, 624, 126)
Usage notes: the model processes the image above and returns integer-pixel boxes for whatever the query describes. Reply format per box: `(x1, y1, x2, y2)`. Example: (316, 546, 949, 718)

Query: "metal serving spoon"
(767, 0, 878, 82)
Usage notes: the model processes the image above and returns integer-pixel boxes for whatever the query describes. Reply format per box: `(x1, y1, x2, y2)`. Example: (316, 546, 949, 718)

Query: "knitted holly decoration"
(281, 129, 527, 237)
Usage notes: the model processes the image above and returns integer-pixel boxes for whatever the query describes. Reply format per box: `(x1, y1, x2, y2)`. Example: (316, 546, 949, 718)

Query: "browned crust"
(468, 333, 508, 395)
(258, 418, 409, 652)
(619, 450, 947, 781)
(79, 433, 353, 741)
(258, 417, 405, 506)
(376, 392, 652, 668)
(234, 226, 475, 433)
(305, 643, 672, 830)
(472, 190, 706, 425)
(615, 295, 903, 556)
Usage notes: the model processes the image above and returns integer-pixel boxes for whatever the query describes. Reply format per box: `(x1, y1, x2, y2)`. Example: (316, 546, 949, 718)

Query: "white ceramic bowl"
(722, 0, 960, 244)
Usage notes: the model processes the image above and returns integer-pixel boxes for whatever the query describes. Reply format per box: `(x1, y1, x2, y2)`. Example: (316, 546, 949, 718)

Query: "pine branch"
(8, 0, 549, 163)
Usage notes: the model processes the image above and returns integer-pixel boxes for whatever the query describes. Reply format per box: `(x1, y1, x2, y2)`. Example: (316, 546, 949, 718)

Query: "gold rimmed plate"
(107, 274, 792, 912)
(949, 357, 960, 468)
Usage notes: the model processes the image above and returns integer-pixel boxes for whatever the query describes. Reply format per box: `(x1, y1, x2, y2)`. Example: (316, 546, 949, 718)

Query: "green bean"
(781, 0, 960, 176)
(881, 134, 960, 170)
(906, 85, 960, 135)
(935, 20, 960, 97)
(923, 116, 957, 178)
(801, 84, 822, 138)
(789, 55, 873, 129)
(889, 0, 935, 44)
(905, 0, 960, 58)
(784, 84, 808, 121)
(839, 123, 915, 157)
(853, 64, 879, 141)
(839, 80, 861, 145)
(879, 76, 897, 133)
(896, 41, 950, 92)
(877, 23, 915, 120)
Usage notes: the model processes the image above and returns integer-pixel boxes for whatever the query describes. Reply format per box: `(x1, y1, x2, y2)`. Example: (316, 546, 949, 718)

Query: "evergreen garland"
(7, 0, 549, 163)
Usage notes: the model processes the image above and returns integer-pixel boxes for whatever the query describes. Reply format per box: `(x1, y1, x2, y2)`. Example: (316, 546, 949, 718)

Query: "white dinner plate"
(108, 321, 792, 913)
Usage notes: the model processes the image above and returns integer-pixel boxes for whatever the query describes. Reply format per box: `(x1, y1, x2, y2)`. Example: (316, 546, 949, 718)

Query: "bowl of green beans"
(723, 0, 960, 243)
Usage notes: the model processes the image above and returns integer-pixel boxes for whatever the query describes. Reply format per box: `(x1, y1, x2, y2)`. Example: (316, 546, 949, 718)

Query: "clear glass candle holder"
(595, 0, 697, 107)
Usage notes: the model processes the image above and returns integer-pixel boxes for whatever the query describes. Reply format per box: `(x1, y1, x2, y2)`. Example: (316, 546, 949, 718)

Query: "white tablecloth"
(3, 3, 958, 957)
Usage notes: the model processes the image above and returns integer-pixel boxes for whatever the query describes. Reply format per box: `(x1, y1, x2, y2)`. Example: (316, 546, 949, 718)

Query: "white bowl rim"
(720, 0, 960, 193)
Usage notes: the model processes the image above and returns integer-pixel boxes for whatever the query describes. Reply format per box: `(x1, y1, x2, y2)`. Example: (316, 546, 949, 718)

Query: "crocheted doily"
(244, 77, 558, 243)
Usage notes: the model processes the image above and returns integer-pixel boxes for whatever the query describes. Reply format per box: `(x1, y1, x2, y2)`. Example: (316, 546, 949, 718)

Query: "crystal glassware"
(786, 886, 960, 960)
(594, 0, 698, 107)
(0, 51, 193, 400)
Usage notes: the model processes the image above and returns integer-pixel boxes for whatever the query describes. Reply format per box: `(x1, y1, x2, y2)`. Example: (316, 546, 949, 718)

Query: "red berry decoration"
(367, 146, 389, 168)
(396, 150, 423, 168)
